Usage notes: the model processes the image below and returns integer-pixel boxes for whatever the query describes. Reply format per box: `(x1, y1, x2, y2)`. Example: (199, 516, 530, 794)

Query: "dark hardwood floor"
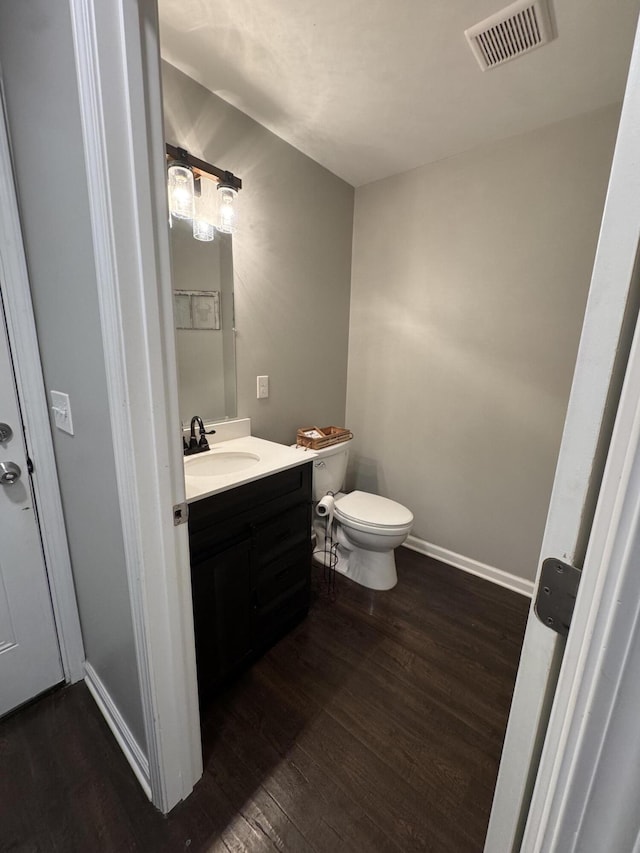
(0, 549, 529, 852)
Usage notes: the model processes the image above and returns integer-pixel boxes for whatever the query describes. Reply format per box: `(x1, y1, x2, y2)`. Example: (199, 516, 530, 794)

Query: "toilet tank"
(311, 439, 351, 500)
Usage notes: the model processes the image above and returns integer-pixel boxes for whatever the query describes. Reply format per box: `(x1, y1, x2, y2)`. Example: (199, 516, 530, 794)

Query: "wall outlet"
(257, 375, 269, 399)
(51, 390, 74, 435)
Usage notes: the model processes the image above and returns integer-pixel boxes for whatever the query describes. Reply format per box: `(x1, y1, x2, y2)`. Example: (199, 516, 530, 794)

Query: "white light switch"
(257, 375, 269, 399)
(51, 391, 74, 435)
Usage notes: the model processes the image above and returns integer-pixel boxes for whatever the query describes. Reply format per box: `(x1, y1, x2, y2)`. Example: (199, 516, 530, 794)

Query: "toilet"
(308, 439, 413, 590)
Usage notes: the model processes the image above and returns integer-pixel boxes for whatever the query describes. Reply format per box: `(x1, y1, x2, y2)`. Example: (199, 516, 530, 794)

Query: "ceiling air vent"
(465, 0, 554, 71)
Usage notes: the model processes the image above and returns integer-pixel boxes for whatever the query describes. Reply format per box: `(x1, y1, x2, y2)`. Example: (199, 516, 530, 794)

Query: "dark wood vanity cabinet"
(188, 462, 312, 701)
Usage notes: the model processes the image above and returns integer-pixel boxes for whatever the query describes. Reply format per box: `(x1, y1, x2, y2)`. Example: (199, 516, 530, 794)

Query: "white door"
(0, 298, 64, 715)
(485, 16, 640, 853)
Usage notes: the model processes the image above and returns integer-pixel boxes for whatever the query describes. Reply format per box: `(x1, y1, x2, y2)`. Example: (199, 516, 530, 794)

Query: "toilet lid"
(334, 490, 413, 528)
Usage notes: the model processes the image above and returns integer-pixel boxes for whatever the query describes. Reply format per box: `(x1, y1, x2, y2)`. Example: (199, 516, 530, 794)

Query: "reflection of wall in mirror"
(169, 216, 236, 423)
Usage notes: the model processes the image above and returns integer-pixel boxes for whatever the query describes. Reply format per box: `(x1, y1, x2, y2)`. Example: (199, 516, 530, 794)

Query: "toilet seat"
(334, 490, 413, 533)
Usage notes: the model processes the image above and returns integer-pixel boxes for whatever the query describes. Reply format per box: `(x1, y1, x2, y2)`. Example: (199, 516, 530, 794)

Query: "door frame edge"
(522, 246, 640, 851)
(521, 20, 640, 843)
(489, 15, 640, 850)
(68, 0, 202, 813)
(0, 82, 85, 685)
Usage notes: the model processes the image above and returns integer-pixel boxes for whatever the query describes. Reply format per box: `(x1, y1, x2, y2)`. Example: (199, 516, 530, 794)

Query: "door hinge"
(534, 557, 581, 636)
(173, 501, 189, 526)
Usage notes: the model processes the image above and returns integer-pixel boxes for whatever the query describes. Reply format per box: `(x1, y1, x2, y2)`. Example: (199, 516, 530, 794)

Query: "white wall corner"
(403, 535, 535, 598)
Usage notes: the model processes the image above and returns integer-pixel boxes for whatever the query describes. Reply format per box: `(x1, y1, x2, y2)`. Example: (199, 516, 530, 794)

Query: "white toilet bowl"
(297, 438, 413, 590)
(332, 490, 413, 590)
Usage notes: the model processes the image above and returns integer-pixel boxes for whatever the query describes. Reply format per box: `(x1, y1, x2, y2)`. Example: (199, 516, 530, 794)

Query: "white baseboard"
(84, 662, 151, 800)
(403, 535, 534, 598)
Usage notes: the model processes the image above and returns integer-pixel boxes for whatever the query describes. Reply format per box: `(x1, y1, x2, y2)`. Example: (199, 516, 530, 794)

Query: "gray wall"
(0, 4, 146, 749)
(347, 105, 620, 583)
(162, 62, 354, 445)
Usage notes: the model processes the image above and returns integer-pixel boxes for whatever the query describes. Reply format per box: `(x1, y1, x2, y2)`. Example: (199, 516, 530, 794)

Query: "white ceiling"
(158, 0, 640, 187)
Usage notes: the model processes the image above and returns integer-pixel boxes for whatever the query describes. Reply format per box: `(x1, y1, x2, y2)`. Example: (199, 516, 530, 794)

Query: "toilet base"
(335, 543, 398, 591)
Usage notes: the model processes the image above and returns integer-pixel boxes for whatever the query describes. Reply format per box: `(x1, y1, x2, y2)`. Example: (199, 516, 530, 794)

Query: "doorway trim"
(487, 17, 640, 849)
(522, 242, 640, 849)
(518, 29, 640, 846)
(0, 87, 85, 685)
(68, 0, 202, 813)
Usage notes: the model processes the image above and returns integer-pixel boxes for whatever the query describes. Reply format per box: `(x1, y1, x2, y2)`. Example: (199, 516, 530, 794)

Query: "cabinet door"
(254, 541, 310, 611)
(191, 537, 253, 697)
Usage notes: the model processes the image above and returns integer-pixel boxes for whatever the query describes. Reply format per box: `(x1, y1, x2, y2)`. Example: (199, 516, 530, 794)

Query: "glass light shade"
(217, 185, 238, 234)
(192, 177, 217, 242)
(193, 219, 215, 242)
(167, 163, 194, 220)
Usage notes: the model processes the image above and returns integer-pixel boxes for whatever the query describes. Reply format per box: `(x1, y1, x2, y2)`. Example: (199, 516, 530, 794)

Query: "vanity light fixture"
(166, 144, 241, 241)
(167, 159, 194, 221)
(217, 183, 238, 234)
(192, 176, 217, 242)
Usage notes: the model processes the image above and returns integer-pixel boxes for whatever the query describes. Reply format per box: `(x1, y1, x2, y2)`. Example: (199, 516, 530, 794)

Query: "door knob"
(0, 461, 21, 485)
(0, 423, 13, 442)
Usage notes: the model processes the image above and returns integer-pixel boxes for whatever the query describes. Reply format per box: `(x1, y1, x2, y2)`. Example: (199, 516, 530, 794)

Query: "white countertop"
(184, 435, 317, 503)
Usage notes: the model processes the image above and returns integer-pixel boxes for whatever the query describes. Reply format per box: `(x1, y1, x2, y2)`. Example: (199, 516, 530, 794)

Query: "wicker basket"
(296, 425, 353, 450)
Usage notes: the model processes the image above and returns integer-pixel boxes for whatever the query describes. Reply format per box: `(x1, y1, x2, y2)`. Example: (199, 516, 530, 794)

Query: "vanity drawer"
(189, 498, 311, 562)
(188, 463, 312, 534)
(253, 541, 310, 609)
(253, 503, 310, 567)
(189, 515, 249, 561)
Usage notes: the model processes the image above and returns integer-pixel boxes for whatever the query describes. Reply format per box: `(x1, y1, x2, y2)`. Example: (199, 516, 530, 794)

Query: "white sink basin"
(184, 450, 261, 477)
(183, 434, 317, 502)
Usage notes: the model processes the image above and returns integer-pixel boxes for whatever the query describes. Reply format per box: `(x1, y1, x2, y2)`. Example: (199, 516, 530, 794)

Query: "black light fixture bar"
(165, 143, 242, 192)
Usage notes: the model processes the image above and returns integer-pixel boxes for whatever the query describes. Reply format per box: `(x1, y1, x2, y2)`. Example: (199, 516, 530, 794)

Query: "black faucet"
(184, 416, 216, 455)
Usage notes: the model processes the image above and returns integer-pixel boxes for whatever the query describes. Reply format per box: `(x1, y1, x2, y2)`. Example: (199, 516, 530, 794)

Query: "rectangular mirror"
(169, 217, 237, 425)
